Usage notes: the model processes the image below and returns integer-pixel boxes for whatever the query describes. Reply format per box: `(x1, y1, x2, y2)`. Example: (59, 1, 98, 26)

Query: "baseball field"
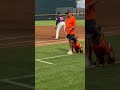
(0, 20, 120, 90)
(35, 20, 85, 90)
(35, 20, 120, 90)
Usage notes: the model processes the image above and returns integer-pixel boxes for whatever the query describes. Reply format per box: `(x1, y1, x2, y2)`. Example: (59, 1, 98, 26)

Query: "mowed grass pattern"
(35, 20, 85, 26)
(35, 42, 85, 90)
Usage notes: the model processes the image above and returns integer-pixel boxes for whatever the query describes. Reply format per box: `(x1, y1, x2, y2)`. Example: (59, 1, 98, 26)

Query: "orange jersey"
(65, 16, 76, 34)
(93, 39, 111, 56)
(86, 0, 96, 20)
(73, 41, 82, 49)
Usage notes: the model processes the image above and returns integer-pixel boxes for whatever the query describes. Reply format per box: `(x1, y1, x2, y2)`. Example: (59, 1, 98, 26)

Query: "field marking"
(36, 54, 71, 60)
(2, 79, 34, 89)
(0, 74, 34, 89)
(0, 35, 34, 40)
(3, 75, 34, 81)
(36, 54, 73, 65)
(36, 59, 54, 65)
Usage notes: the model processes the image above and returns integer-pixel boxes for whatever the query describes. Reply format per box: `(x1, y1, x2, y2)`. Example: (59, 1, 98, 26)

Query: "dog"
(90, 31, 116, 66)
(72, 37, 83, 54)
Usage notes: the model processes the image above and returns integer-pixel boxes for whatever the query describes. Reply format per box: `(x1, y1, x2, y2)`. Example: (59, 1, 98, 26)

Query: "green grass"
(0, 46, 34, 90)
(86, 35, 120, 90)
(35, 20, 85, 26)
(35, 42, 85, 90)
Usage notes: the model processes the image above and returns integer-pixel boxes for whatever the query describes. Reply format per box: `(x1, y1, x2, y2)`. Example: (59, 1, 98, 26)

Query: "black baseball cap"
(65, 10, 71, 14)
(58, 12, 60, 15)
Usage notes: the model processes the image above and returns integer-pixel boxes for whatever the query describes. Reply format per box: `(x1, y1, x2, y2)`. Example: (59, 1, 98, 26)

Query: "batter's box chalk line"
(1, 75, 35, 89)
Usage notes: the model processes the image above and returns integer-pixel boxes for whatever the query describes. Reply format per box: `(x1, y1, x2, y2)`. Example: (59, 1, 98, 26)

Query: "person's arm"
(54, 17, 59, 29)
(56, 20, 59, 26)
(69, 25, 76, 31)
(86, 0, 99, 10)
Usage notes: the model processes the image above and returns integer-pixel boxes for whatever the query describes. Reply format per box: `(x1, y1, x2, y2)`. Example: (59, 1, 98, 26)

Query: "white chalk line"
(0, 74, 34, 89)
(36, 54, 72, 65)
(0, 35, 34, 41)
(2, 79, 34, 89)
(36, 59, 54, 65)
(2, 75, 34, 81)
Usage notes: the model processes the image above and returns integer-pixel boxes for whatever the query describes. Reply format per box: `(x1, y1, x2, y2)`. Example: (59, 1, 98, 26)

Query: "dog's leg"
(109, 47, 116, 64)
(96, 57, 100, 66)
(104, 55, 109, 66)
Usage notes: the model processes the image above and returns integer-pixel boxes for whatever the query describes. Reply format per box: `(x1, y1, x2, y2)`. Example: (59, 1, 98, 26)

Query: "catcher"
(90, 31, 116, 66)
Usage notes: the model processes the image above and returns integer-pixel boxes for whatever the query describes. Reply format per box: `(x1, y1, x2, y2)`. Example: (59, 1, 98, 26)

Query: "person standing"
(85, 0, 98, 65)
(65, 10, 77, 55)
(54, 12, 66, 40)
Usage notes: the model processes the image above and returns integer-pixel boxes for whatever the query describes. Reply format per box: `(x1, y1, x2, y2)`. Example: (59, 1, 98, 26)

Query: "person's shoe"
(55, 38, 59, 40)
(67, 50, 73, 55)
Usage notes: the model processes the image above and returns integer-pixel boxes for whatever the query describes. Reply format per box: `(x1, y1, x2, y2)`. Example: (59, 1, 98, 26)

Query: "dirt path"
(35, 26, 85, 46)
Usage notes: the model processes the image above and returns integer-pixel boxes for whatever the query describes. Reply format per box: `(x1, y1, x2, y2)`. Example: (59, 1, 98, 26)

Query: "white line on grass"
(36, 59, 54, 65)
(2, 79, 34, 89)
(36, 54, 72, 65)
(3, 75, 34, 81)
(36, 54, 71, 60)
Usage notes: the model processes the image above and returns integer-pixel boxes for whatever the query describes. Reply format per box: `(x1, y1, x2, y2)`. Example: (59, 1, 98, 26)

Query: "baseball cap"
(65, 10, 71, 14)
(58, 12, 60, 15)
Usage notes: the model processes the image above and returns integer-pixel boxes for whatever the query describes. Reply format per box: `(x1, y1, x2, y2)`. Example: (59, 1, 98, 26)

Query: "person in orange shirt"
(90, 32, 116, 66)
(85, 0, 99, 65)
(65, 10, 77, 55)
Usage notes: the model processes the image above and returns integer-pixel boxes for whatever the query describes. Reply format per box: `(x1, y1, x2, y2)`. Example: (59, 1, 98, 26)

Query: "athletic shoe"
(55, 38, 59, 40)
(67, 50, 73, 55)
